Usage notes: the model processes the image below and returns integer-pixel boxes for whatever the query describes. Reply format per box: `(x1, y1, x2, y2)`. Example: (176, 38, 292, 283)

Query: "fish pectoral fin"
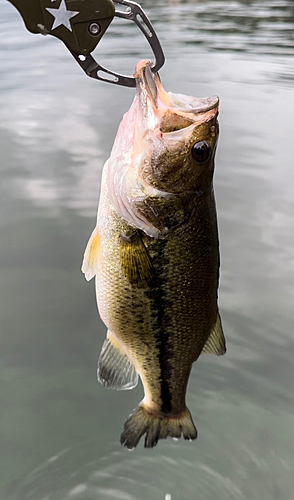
(201, 312, 226, 355)
(119, 231, 154, 288)
(98, 330, 138, 391)
(81, 226, 100, 281)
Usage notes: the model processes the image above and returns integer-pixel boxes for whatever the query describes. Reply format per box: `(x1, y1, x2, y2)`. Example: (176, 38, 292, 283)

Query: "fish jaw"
(134, 59, 219, 128)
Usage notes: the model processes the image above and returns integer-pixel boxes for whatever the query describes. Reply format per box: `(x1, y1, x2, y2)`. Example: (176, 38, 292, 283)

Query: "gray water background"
(0, 0, 294, 498)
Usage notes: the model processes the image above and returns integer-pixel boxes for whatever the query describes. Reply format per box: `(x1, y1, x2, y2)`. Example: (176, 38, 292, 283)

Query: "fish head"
(106, 60, 219, 236)
(134, 60, 219, 196)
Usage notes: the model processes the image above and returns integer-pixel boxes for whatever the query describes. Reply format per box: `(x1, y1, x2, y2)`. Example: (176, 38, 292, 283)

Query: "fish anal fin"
(98, 330, 138, 391)
(81, 227, 100, 281)
(201, 312, 226, 356)
(119, 231, 154, 288)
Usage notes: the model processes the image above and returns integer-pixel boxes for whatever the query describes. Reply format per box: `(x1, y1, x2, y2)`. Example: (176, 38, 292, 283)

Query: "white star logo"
(46, 0, 79, 32)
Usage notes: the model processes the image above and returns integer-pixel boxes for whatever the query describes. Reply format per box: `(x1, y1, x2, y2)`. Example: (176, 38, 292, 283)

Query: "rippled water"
(0, 0, 294, 498)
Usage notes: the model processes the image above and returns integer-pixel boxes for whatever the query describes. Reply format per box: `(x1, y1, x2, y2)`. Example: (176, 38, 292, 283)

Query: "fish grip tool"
(7, 0, 165, 87)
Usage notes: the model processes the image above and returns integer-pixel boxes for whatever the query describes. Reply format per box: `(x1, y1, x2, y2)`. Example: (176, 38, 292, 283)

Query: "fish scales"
(82, 60, 226, 448)
(98, 182, 219, 409)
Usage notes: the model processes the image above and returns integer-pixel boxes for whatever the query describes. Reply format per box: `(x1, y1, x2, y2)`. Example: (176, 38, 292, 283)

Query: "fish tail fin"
(120, 403, 197, 449)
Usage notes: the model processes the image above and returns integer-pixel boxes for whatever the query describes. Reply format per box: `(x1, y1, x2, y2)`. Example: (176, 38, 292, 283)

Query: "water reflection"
(146, 0, 294, 54)
(6, 373, 294, 500)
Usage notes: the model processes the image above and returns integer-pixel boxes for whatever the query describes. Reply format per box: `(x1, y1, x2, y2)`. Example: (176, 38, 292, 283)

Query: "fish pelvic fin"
(201, 312, 226, 356)
(98, 331, 138, 391)
(120, 404, 197, 449)
(119, 231, 154, 288)
(81, 226, 100, 281)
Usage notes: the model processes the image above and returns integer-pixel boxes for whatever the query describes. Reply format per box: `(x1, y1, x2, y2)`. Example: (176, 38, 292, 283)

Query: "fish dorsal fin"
(98, 331, 138, 390)
(81, 227, 100, 281)
(119, 231, 154, 288)
(201, 313, 226, 355)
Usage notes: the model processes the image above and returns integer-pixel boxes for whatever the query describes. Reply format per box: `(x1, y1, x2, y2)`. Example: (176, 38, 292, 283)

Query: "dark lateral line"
(147, 238, 173, 414)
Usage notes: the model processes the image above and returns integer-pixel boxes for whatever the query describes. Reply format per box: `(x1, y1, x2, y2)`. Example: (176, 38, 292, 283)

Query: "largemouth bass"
(82, 60, 226, 449)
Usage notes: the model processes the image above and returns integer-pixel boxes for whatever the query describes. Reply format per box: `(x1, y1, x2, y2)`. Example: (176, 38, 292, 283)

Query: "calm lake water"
(1, 0, 294, 498)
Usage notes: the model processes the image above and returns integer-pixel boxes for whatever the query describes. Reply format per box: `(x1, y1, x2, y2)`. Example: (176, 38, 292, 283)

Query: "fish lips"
(134, 60, 219, 132)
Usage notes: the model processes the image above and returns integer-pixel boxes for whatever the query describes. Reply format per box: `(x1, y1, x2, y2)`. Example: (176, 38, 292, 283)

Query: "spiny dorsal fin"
(98, 331, 138, 390)
(201, 313, 226, 355)
(119, 231, 154, 288)
(81, 227, 100, 281)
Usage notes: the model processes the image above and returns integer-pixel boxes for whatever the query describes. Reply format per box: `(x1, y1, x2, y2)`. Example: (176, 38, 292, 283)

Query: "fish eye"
(191, 141, 211, 163)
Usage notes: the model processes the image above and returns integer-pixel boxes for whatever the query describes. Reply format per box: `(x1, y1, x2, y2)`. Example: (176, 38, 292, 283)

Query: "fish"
(82, 59, 226, 449)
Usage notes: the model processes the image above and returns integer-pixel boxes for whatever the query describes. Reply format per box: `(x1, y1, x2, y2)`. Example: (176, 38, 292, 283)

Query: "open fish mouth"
(134, 60, 219, 132)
